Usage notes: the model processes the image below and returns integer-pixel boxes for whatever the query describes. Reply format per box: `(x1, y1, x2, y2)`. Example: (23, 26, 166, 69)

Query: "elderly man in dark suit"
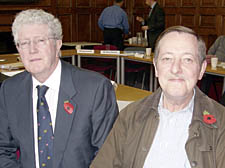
(136, 0, 165, 51)
(0, 9, 118, 168)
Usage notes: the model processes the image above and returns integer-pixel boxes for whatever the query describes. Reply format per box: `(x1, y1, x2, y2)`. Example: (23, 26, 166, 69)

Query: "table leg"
(72, 55, 76, 66)
(149, 65, 153, 92)
(117, 57, 120, 84)
(223, 77, 225, 94)
(121, 57, 125, 85)
(78, 55, 81, 67)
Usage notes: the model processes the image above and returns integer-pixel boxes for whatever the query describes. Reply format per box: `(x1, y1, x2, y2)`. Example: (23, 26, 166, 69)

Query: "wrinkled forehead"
(18, 24, 50, 38)
(158, 32, 198, 56)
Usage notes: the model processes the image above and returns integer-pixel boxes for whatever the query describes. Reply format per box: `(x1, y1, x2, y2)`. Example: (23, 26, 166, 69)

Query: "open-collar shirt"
(143, 90, 195, 168)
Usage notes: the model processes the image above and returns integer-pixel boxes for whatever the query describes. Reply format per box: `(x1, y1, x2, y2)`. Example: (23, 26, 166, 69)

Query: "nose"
(171, 59, 182, 74)
(29, 41, 38, 53)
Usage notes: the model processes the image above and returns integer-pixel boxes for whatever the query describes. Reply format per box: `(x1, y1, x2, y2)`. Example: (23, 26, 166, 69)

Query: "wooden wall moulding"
(200, 0, 218, 7)
(199, 15, 216, 28)
(1, 0, 225, 51)
(96, 0, 109, 8)
(133, 0, 146, 8)
(181, 0, 196, 7)
(163, 0, 178, 7)
(58, 14, 72, 42)
(57, 0, 71, 7)
(76, 0, 91, 7)
(222, 16, 225, 34)
(180, 14, 195, 27)
(165, 14, 177, 27)
(76, 13, 91, 41)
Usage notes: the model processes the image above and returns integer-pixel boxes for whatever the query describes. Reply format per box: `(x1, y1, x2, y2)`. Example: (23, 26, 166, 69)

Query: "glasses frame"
(17, 36, 56, 50)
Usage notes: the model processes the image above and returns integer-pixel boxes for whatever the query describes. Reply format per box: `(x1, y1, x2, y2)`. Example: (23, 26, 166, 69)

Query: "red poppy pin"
(64, 100, 74, 115)
(203, 110, 217, 128)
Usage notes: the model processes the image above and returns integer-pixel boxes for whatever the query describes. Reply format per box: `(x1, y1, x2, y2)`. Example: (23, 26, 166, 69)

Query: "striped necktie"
(37, 85, 53, 168)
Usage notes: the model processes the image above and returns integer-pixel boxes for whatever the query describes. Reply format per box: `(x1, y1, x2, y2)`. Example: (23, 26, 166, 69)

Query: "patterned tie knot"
(37, 85, 49, 98)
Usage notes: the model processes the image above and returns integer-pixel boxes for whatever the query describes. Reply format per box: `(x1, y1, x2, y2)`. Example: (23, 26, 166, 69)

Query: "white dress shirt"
(32, 61, 61, 168)
(143, 91, 195, 168)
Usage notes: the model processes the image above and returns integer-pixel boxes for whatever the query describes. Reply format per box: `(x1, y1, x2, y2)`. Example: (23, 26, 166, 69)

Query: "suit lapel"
(149, 3, 157, 20)
(15, 72, 36, 167)
(53, 61, 78, 168)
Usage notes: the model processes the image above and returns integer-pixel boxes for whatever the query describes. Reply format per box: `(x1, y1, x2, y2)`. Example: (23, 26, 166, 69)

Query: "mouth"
(169, 78, 184, 82)
(30, 58, 42, 62)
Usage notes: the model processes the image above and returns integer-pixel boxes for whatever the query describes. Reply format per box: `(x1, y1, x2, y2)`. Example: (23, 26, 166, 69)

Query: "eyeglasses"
(17, 36, 56, 49)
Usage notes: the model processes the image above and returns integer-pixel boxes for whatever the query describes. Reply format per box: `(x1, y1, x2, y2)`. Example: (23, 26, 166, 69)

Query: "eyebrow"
(160, 51, 195, 56)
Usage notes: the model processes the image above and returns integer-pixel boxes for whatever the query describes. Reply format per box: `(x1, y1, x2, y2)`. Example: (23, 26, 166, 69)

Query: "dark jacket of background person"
(144, 2, 165, 50)
(90, 87, 225, 168)
(0, 61, 119, 168)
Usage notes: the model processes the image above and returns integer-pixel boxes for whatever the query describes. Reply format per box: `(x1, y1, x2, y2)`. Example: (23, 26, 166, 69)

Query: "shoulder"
(217, 35, 225, 43)
(119, 88, 161, 124)
(194, 87, 225, 128)
(1, 70, 30, 89)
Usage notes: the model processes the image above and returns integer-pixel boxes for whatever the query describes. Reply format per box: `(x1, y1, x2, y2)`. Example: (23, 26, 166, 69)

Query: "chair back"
(124, 47, 146, 54)
(94, 45, 117, 50)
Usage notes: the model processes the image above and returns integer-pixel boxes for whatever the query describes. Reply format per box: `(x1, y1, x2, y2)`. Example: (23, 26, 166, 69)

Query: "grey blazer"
(0, 60, 119, 168)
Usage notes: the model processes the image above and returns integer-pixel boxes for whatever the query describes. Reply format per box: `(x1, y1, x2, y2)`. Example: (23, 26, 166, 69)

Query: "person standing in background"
(136, 0, 165, 51)
(0, 9, 118, 168)
(98, 0, 129, 50)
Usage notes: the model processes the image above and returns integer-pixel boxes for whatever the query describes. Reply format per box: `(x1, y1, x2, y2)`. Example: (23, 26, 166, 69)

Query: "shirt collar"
(32, 60, 62, 91)
(158, 89, 196, 115)
(151, 1, 157, 9)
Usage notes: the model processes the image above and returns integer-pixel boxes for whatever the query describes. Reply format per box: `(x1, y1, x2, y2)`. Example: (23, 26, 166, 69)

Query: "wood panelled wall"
(1, 0, 225, 49)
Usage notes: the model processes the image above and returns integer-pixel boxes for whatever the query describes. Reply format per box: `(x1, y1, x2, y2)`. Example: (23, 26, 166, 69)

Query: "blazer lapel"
(53, 61, 78, 168)
(14, 72, 36, 167)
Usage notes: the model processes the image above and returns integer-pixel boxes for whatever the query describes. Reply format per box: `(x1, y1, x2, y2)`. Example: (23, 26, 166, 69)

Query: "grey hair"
(12, 9, 62, 44)
(154, 26, 206, 65)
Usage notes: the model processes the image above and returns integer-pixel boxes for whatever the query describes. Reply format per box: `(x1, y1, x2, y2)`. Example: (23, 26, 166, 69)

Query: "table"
(121, 55, 225, 94)
(74, 50, 121, 83)
(1, 51, 225, 94)
(124, 42, 148, 48)
(120, 55, 157, 92)
(63, 42, 102, 47)
(116, 84, 152, 111)
(116, 84, 152, 101)
(206, 64, 225, 94)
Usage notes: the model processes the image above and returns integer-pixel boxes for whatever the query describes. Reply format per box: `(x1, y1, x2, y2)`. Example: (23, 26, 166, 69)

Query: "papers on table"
(218, 62, 225, 69)
(119, 53, 135, 56)
(77, 49, 95, 54)
(100, 50, 120, 55)
(0, 62, 24, 70)
(1, 70, 24, 77)
(63, 42, 102, 47)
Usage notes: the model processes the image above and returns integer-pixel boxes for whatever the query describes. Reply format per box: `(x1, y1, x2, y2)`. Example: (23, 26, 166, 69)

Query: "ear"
(198, 60, 207, 80)
(153, 58, 159, 77)
(56, 40, 62, 57)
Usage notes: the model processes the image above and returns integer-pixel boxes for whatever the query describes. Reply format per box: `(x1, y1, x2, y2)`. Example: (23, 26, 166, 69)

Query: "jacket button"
(191, 161, 197, 167)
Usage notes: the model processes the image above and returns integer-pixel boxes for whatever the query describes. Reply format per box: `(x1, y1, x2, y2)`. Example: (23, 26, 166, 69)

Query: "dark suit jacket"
(144, 2, 165, 51)
(0, 60, 119, 168)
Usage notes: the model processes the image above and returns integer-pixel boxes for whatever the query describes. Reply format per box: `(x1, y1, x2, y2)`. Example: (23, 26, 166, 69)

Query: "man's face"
(17, 24, 62, 82)
(154, 32, 206, 100)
